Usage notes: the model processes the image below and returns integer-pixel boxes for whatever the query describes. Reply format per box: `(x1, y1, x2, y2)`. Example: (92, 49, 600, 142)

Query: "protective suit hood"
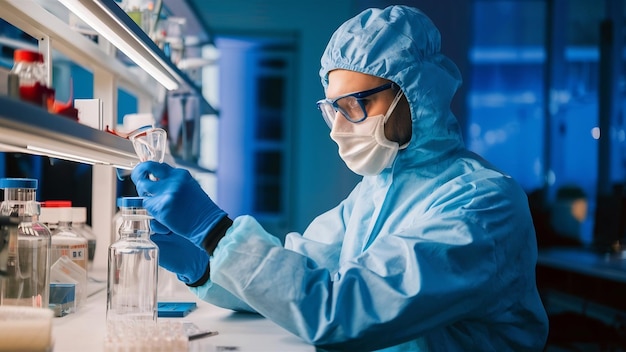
(320, 5, 464, 169)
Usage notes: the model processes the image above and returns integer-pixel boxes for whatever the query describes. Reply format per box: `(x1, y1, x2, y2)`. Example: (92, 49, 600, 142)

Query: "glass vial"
(107, 197, 158, 324)
(0, 178, 51, 308)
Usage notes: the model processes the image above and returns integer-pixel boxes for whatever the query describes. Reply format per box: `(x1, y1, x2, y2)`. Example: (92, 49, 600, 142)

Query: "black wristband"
(202, 216, 233, 256)
(186, 261, 211, 287)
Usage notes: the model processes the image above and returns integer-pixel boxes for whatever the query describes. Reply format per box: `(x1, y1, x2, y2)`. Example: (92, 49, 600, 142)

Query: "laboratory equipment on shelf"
(10, 49, 54, 109)
(0, 178, 51, 308)
(107, 197, 158, 324)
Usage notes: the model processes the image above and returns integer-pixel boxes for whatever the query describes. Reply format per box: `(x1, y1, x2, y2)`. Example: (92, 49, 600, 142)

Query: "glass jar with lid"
(107, 197, 158, 324)
(0, 178, 51, 308)
(11, 49, 54, 109)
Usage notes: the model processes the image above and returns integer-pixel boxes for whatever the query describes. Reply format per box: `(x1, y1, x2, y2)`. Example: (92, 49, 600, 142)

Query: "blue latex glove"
(151, 233, 210, 285)
(131, 161, 227, 247)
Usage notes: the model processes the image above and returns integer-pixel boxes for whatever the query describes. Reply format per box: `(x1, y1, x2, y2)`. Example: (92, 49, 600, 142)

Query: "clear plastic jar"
(0, 178, 51, 308)
(11, 49, 54, 108)
(107, 197, 158, 324)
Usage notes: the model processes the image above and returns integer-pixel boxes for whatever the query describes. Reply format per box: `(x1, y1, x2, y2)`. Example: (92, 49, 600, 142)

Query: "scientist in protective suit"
(132, 5, 549, 351)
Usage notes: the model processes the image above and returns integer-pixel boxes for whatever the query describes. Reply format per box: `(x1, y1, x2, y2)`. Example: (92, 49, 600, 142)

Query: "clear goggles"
(316, 82, 398, 128)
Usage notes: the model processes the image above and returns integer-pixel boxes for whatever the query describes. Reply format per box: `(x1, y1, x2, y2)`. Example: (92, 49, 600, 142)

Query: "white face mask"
(330, 90, 404, 176)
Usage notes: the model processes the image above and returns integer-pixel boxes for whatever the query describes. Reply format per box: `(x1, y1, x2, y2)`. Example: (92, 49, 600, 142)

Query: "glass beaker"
(129, 126, 167, 163)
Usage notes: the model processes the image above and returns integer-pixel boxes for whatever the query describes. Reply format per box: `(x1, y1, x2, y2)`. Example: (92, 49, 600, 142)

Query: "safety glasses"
(316, 82, 396, 128)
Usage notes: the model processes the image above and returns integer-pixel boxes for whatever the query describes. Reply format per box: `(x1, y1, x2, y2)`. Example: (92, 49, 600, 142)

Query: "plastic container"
(11, 49, 54, 108)
(0, 178, 51, 308)
(107, 197, 158, 324)
(0, 305, 54, 351)
(105, 320, 188, 352)
(50, 255, 86, 311)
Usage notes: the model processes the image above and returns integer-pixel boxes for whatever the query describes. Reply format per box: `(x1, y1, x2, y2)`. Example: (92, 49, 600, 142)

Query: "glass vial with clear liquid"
(107, 197, 158, 325)
(0, 178, 51, 308)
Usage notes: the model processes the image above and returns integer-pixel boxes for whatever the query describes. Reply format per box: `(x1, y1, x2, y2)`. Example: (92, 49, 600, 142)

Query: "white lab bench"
(52, 272, 315, 352)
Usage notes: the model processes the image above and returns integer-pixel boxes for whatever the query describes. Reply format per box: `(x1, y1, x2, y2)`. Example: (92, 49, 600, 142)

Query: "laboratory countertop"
(52, 271, 315, 352)
(536, 246, 626, 283)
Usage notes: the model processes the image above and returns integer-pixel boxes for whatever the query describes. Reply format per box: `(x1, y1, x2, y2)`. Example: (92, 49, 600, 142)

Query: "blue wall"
(191, 0, 471, 233)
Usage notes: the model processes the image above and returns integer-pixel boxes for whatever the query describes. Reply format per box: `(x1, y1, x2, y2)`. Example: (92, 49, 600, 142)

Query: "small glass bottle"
(11, 49, 54, 108)
(0, 178, 51, 308)
(107, 197, 158, 325)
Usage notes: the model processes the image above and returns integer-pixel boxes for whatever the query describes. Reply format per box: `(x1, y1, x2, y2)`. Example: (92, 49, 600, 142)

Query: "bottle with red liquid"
(11, 49, 54, 109)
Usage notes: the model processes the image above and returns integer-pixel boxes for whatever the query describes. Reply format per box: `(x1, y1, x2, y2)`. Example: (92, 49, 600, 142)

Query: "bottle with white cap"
(46, 201, 88, 309)
(46, 201, 88, 272)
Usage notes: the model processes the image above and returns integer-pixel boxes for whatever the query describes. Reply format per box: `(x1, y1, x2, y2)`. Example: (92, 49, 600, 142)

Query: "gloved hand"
(151, 232, 210, 286)
(131, 161, 227, 247)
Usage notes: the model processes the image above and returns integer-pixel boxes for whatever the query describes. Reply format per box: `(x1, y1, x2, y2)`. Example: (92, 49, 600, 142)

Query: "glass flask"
(0, 178, 51, 308)
(107, 197, 158, 324)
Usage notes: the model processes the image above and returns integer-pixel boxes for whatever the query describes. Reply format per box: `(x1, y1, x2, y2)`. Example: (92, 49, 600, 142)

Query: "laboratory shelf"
(1, 0, 158, 100)
(92, 0, 209, 97)
(0, 96, 217, 174)
(0, 96, 138, 168)
(0, 0, 216, 272)
(1, 0, 216, 114)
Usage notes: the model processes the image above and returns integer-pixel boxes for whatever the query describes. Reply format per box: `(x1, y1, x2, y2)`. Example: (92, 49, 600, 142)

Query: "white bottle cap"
(39, 207, 61, 225)
(72, 207, 87, 224)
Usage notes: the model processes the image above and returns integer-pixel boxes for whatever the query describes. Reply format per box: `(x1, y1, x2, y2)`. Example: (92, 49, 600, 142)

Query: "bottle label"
(52, 244, 88, 269)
